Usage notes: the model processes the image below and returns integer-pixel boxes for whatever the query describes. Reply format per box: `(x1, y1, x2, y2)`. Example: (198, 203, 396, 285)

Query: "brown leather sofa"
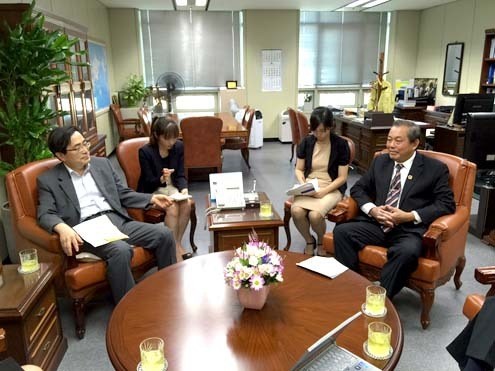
(283, 135, 356, 251)
(322, 150, 477, 329)
(463, 266, 495, 320)
(6, 159, 156, 339)
(116, 137, 197, 251)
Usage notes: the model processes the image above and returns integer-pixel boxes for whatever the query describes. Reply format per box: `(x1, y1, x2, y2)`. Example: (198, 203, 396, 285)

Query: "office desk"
(106, 251, 403, 371)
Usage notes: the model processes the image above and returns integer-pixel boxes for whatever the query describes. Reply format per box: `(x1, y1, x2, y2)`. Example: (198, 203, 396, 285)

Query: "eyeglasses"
(66, 140, 91, 153)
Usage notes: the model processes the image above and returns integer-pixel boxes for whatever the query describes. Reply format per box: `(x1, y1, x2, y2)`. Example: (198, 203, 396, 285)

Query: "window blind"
(140, 10, 241, 88)
(299, 11, 387, 87)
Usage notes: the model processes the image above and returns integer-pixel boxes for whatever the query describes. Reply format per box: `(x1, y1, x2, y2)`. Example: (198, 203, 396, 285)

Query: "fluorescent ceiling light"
(345, 0, 372, 8)
(176, 0, 187, 5)
(363, 0, 390, 8)
(195, 0, 207, 5)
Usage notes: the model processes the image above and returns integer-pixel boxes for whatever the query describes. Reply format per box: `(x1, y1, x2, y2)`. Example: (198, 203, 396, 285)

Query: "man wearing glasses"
(37, 126, 176, 303)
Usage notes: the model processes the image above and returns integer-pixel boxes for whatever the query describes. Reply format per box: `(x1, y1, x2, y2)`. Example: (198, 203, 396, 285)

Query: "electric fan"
(152, 72, 185, 113)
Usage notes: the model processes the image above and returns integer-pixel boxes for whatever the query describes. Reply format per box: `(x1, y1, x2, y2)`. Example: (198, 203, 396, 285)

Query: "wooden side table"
(0, 263, 67, 370)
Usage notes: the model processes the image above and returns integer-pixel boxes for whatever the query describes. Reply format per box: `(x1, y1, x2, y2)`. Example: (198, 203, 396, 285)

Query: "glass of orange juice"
(139, 337, 167, 371)
(364, 285, 386, 317)
(364, 322, 392, 360)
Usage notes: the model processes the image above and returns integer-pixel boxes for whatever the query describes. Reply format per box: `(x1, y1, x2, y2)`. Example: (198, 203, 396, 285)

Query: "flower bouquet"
(224, 232, 284, 309)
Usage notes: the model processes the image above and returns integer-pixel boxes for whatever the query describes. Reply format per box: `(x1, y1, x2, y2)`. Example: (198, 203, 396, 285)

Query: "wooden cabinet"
(393, 105, 425, 121)
(0, 4, 106, 158)
(0, 263, 67, 370)
(479, 29, 495, 94)
(434, 125, 465, 157)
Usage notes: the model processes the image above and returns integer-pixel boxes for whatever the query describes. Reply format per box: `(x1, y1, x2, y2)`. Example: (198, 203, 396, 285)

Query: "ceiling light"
(195, 0, 207, 5)
(363, 0, 390, 8)
(344, 0, 372, 8)
(176, 0, 187, 5)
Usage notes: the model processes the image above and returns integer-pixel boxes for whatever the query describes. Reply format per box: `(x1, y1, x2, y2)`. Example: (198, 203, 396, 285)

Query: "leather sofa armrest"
(422, 206, 469, 259)
(475, 266, 495, 296)
(327, 197, 359, 223)
(17, 216, 62, 254)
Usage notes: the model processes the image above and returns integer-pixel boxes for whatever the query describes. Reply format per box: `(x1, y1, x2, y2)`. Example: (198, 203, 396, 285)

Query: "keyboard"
(300, 343, 379, 371)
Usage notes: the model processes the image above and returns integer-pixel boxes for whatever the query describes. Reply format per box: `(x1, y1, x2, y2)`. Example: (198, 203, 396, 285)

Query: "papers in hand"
(73, 215, 129, 247)
(296, 256, 348, 279)
(286, 178, 319, 196)
(169, 192, 192, 202)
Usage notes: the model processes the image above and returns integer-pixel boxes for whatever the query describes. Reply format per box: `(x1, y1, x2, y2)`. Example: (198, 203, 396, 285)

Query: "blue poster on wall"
(88, 41, 111, 111)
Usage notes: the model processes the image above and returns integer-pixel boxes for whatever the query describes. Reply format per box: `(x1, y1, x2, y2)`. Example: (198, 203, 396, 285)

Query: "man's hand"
(369, 206, 395, 228)
(383, 205, 416, 225)
(151, 194, 173, 209)
(53, 223, 83, 256)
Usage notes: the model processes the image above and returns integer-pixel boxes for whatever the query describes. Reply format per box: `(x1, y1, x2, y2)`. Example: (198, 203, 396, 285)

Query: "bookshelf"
(479, 29, 495, 94)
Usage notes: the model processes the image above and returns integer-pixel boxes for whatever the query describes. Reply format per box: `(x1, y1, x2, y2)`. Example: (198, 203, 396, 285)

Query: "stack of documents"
(286, 178, 319, 196)
(73, 215, 129, 247)
(296, 256, 348, 279)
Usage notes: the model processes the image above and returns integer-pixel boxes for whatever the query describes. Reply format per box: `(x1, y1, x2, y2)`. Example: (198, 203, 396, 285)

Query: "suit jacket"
(296, 134, 350, 194)
(350, 152, 455, 236)
(137, 141, 187, 193)
(37, 157, 152, 233)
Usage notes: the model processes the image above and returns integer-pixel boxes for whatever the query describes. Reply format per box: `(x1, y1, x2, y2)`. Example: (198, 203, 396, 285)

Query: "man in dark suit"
(334, 120, 455, 297)
(37, 126, 176, 303)
(447, 296, 495, 371)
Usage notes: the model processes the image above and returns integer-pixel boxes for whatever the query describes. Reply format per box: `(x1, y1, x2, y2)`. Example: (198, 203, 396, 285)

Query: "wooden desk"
(173, 112, 248, 139)
(393, 105, 425, 121)
(106, 251, 403, 371)
(0, 263, 67, 370)
(207, 192, 284, 252)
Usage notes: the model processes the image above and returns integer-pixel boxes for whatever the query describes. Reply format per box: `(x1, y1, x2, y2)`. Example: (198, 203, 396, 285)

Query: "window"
(299, 12, 388, 87)
(139, 10, 241, 89)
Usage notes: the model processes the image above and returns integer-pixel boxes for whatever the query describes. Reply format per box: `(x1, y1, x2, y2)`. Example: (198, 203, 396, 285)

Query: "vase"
(237, 286, 270, 310)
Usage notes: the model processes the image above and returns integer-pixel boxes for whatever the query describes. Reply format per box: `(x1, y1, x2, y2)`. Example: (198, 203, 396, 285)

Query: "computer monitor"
(452, 93, 494, 125)
(464, 113, 495, 174)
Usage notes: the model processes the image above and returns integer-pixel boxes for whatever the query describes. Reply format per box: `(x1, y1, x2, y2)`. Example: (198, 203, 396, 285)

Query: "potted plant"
(121, 74, 151, 107)
(0, 1, 82, 261)
(303, 93, 313, 112)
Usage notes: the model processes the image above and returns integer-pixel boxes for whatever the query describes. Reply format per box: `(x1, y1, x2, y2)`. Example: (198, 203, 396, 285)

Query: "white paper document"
(286, 178, 319, 196)
(169, 193, 192, 202)
(296, 256, 348, 279)
(73, 215, 129, 247)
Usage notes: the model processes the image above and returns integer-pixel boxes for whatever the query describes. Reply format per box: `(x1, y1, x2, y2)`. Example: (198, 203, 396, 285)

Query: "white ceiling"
(99, 0, 458, 12)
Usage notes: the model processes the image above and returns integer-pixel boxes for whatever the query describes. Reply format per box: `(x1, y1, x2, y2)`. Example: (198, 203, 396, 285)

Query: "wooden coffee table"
(106, 251, 403, 371)
(207, 192, 284, 252)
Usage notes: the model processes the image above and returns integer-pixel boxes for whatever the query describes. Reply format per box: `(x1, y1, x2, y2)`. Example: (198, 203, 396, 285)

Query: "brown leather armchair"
(287, 108, 301, 162)
(296, 110, 310, 139)
(221, 108, 255, 168)
(137, 107, 152, 137)
(116, 137, 197, 251)
(110, 104, 143, 141)
(5, 159, 156, 339)
(463, 266, 495, 320)
(180, 116, 223, 178)
(322, 150, 477, 329)
(283, 135, 355, 251)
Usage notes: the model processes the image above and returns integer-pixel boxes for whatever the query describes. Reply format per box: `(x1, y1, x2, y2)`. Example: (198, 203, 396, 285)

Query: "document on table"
(296, 256, 348, 279)
(73, 215, 129, 247)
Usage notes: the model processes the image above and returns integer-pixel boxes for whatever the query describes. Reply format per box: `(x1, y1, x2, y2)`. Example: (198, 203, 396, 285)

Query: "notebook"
(291, 312, 381, 371)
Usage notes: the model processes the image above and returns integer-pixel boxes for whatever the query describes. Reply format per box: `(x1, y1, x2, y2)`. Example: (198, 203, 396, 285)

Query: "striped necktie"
(382, 163, 403, 233)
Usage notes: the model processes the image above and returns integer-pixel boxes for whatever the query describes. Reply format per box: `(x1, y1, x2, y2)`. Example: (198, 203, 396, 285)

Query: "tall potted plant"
(0, 1, 82, 261)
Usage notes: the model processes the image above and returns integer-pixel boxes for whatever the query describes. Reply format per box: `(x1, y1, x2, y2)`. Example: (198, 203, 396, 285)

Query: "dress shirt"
(362, 152, 422, 223)
(65, 163, 112, 221)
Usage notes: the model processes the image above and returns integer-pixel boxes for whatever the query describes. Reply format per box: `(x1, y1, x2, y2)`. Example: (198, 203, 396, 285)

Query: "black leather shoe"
(182, 252, 193, 260)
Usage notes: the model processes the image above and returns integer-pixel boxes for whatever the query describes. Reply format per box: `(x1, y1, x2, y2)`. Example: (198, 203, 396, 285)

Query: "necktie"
(382, 163, 403, 233)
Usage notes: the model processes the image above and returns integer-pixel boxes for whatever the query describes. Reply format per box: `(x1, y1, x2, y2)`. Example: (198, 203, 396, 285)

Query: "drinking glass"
(18, 248, 40, 274)
(365, 322, 392, 360)
(139, 337, 167, 371)
(364, 285, 386, 317)
(259, 201, 273, 217)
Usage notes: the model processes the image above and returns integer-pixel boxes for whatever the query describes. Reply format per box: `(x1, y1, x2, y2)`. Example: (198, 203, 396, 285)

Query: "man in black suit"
(334, 120, 455, 297)
(447, 295, 495, 370)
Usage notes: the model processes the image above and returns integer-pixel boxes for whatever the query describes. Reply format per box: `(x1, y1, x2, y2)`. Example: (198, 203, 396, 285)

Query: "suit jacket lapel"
(56, 165, 80, 214)
(399, 153, 424, 207)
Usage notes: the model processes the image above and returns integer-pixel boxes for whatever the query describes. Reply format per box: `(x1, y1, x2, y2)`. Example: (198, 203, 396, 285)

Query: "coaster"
(363, 340, 393, 360)
(361, 303, 387, 318)
(259, 213, 273, 218)
(17, 265, 40, 275)
(137, 361, 168, 371)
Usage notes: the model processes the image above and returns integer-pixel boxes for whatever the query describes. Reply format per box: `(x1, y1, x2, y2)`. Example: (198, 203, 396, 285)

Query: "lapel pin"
(407, 175, 413, 180)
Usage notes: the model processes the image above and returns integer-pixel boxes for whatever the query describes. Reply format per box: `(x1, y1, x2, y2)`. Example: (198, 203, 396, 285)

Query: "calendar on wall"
(262, 49, 282, 92)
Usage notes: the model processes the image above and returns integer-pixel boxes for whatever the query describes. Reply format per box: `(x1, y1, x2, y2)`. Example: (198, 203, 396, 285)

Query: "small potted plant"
(303, 93, 313, 112)
(224, 232, 284, 310)
(121, 74, 151, 107)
